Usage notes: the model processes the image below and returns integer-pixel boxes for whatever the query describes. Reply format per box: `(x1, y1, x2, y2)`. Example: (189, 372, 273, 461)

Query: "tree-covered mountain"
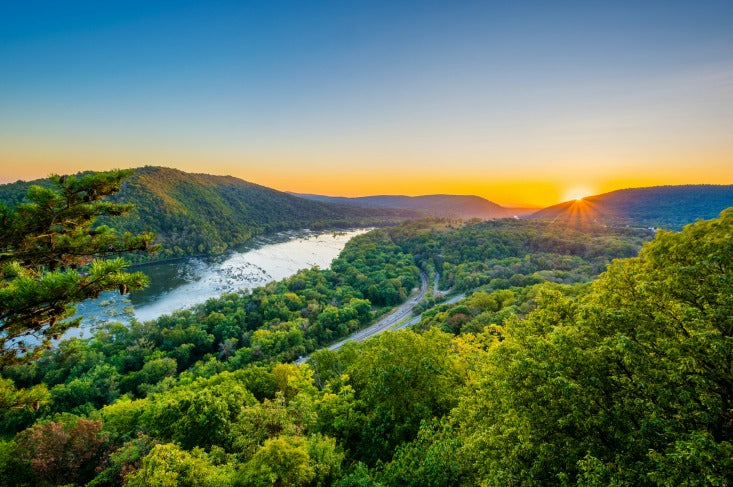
(529, 185, 733, 228)
(0, 166, 416, 259)
(292, 193, 535, 219)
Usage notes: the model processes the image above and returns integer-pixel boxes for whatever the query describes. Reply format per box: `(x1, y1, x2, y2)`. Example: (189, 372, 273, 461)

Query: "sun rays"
(550, 196, 604, 228)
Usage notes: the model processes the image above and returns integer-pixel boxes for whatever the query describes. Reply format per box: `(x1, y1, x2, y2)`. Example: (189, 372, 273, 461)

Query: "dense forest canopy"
(1, 174, 732, 485)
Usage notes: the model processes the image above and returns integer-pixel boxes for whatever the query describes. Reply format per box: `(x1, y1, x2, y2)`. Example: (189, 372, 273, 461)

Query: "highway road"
(296, 270, 428, 364)
(393, 291, 466, 330)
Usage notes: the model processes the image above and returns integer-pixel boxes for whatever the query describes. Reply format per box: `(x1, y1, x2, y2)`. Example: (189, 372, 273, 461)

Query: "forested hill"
(0, 166, 415, 259)
(529, 184, 733, 228)
(292, 193, 535, 219)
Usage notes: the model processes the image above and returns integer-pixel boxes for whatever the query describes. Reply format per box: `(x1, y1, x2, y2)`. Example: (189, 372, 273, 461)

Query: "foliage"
(0, 376, 48, 411)
(14, 416, 108, 486)
(0, 439, 34, 486)
(389, 218, 648, 293)
(340, 329, 465, 463)
(125, 443, 232, 487)
(377, 419, 463, 486)
(1, 209, 732, 485)
(236, 434, 343, 486)
(140, 372, 257, 450)
(416, 284, 589, 336)
(0, 170, 156, 367)
(88, 433, 159, 486)
(453, 209, 733, 485)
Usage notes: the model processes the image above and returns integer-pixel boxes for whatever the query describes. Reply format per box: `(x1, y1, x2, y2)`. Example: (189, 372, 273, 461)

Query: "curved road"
(296, 271, 428, 363)
(393, 291, 466, 331)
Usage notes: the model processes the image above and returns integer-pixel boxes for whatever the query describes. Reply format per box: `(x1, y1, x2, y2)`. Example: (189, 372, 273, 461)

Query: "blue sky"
(1, 1, 732, 205)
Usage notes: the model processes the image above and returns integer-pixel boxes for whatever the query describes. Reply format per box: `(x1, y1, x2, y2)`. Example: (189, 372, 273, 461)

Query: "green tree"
(343, 329, 465, 464)
(87, 433, 159, 487)
(1, 170, 157, 367)
(0, 376, 48, 411)
(237, 434, 343, 487)
(238, 435, 315, 486)
(125, 443, 232, 487)
(140, 373, 257, 450)
(378, 419, 463, 487)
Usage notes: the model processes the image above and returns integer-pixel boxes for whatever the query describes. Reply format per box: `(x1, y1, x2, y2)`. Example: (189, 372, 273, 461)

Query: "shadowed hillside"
(0, 166, 416, 259)
(529, 185, 733, 229)
(292, 193, 535, 219)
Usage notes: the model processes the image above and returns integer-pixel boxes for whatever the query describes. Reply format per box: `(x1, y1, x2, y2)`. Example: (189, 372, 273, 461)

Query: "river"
(69, 228, 368, 339)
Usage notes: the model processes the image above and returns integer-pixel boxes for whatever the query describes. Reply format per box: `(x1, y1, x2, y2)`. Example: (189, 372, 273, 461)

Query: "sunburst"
(550, 195, 603, 228)
(562, 186, 594, 203)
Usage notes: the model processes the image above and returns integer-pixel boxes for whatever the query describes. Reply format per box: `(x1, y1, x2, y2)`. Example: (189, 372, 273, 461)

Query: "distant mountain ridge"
(529, 185, 733, 228)
(291, 193, 535, 219)
(0, 166, 415, 260)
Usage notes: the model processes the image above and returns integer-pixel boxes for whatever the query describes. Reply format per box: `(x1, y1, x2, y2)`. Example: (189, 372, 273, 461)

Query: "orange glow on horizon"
(1, 155, 733, 208)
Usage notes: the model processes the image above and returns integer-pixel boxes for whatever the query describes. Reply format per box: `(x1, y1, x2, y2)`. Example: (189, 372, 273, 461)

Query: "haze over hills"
(0, 166, 416, 260)
(530, 185, 733, 229)
(292, 193, 536, 219)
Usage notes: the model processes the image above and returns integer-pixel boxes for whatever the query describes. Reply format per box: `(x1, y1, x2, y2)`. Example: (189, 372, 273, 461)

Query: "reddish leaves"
(15, 418, 107, 485)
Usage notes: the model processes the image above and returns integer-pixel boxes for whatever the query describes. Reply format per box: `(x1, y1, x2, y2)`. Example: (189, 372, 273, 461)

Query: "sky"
(1, 1, 732, 207)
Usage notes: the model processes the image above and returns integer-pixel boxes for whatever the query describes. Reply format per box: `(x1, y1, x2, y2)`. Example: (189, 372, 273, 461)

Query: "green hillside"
(0, 166, 415, 259)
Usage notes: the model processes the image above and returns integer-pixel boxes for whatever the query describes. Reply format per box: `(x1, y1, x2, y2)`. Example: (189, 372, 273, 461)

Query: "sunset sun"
(563, 187, 594, 203)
